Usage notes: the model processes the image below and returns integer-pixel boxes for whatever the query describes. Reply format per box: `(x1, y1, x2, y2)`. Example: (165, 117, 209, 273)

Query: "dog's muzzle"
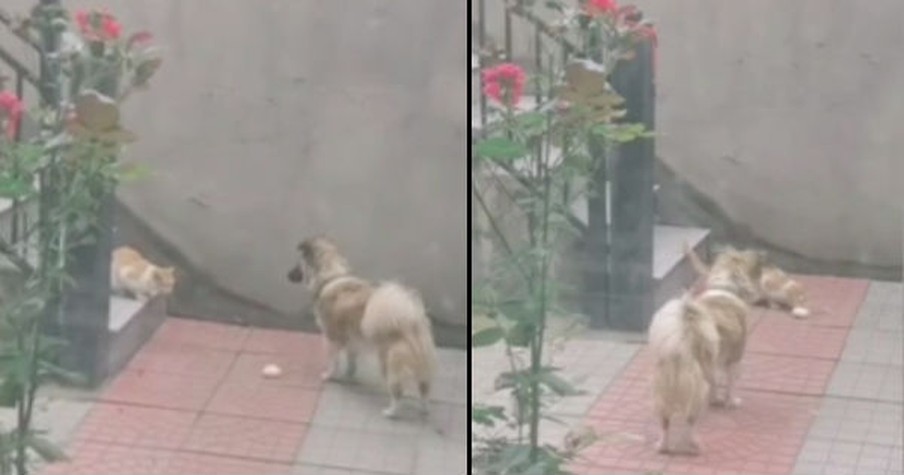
(287, 265, 304, 283)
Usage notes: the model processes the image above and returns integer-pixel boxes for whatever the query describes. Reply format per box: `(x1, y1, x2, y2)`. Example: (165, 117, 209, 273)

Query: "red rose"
(586, 0, 619, 16)
(0, 91, 24, 140)
(482, 63, 526, 108)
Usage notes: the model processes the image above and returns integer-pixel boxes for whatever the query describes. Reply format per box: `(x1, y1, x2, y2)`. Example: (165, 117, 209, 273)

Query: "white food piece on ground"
(791, 306, 810, 318)
(262, 364, 283, 378)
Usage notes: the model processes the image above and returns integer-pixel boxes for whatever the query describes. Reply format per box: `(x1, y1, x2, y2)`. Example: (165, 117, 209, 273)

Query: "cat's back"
(112, 247, 148, 275)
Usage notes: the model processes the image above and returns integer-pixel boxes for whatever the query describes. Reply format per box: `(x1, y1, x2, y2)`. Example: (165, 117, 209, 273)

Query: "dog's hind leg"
(321, 337, 341, 381)
(417, 380, 430, 416)
(655, 416, 671, 454)
(344, 347, 358, 380)
(677, 417, 701, 456)
(383, 381, 404, 418)
(724, 363, 743, 408)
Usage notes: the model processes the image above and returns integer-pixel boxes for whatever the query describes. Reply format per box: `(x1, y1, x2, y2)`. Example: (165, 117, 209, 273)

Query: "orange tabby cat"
(758, 265, 809, 318)
(110, 246, 176, 302)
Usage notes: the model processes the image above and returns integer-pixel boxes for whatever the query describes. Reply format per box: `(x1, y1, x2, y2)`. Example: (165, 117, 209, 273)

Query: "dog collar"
(701, 285, 746, 302)
(314, 275, 346, 297)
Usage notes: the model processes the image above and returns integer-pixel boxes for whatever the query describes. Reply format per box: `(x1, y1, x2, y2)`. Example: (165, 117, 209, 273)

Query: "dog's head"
(709, 246, 768, 303)
(286, 236, 349, 290)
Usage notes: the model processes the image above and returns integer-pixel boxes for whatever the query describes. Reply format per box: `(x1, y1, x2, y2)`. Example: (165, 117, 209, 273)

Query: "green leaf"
(514, 112, 547, 137)
(117, 162, 153, 182)
(38, 362, 86, 386)
(0, 379, 19, 407)
(538, 371, 583, 396)
(505, 321, 532, 348)
(471, 326, 504, 347)
(0, 177, 34, 200)
(26, 435, 68, 462)
(132, 54, 163, 89)
(471, 404, 506, 427)
(475, 137, 530, 161)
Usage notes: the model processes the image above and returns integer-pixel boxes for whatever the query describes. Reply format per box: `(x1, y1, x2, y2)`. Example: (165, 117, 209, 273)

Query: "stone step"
(106, 295, 166, 381)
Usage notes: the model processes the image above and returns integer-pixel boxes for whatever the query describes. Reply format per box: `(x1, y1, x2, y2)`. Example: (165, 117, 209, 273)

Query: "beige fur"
(287, 236, 436, 418)
(685, 242, 810, 318)
(682, 243, 765, 408)
(648, 294, 719, 455)
(110, 246, 176, 302)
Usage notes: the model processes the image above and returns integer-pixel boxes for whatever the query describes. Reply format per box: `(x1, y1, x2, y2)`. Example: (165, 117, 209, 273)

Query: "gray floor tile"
(794, 438, 902, 475)
(432, 348, 467, 405)
(297, 426, 416, 474)
(292, 464, 391, 475)
(414, 430, 466, 475)
(827, 361, 903, 403)
(841, 328, 903, 367)
(854, 282, 903, 333)
(808, 397, 903, 448)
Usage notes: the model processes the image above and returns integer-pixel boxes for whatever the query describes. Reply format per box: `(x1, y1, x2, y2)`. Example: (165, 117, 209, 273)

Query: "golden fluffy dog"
(648, 294, 720, 455)
(683, 243, 765, 408)
(287, 236, 436, 418)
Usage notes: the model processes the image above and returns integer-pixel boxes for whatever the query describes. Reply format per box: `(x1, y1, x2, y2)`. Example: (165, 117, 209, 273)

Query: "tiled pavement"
(472, 277, 903, 475)
(32, 318, 466, 475)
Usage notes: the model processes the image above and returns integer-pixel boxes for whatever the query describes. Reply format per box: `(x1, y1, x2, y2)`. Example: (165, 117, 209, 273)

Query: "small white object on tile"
(791, 306, 810, 318)
(262, 364, 283, 378)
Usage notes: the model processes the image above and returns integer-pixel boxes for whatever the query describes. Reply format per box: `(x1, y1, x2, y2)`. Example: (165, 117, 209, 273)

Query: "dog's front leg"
(321, 337, 341, 381)
(344, 347, 358, 380)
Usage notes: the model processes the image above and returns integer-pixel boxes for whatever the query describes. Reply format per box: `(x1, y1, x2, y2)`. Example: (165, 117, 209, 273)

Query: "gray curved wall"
(476, 0, 903, 268)
(33, 0, 467, 324)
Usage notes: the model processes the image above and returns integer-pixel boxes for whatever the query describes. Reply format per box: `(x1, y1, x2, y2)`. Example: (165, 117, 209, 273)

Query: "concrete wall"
(476, 0, 903, 269)
(17, 0, 467, 325)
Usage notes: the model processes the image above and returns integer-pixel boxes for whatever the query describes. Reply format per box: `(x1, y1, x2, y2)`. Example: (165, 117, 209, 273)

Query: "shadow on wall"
(114, 200, 468, 348)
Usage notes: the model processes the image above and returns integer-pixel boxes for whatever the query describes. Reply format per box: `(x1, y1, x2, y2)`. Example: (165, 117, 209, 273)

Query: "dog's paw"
(655, 437, 669, 454)
(727, 396, 743, 408)
(382, 405, 401, 419)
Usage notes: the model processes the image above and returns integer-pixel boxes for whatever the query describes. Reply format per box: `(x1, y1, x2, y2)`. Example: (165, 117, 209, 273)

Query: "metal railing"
(0, 7, 44, 251)
(472, 0, 657, 330)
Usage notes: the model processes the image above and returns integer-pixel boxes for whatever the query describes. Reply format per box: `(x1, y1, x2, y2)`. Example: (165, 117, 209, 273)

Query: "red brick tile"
(183, 413, 306, 463)
(581, 404, 809, 475)
(128, 340, 238, 380)
(75, 403, 196, 449)
(739, 352, 836, 396)
(152, 318, 250, 351)
(791, 275, 869, 328)
(748, 317, 849, 359)
(39, 440, 173, 474)
(161, 451, 292, 475)
(222, 352, 324, 389)
(243, 328, 322, 355)
(102, 369, 221, 411)
(205, 382, 321, 423)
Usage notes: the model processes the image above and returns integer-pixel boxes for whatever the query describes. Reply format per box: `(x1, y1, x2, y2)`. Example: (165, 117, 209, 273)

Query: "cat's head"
(153, 267, 177, 294)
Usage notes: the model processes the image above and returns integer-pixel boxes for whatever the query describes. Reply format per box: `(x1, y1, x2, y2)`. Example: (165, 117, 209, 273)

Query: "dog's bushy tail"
(648, 294, 718, 422)
(361, 281, 437, 381)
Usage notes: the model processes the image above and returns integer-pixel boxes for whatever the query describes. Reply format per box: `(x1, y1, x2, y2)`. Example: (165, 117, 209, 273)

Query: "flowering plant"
(63, 9, 162, 102)
(471, 0, 655, 473)
(0, 5, 163, 474)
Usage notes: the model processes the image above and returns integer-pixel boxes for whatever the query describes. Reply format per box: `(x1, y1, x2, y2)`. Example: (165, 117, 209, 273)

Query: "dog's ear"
(297, 240, 314, 261)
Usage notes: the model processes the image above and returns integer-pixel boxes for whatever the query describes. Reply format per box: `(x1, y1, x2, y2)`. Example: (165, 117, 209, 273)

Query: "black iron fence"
(472, 0, 656, 330)
(0, 3, 116, 386)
